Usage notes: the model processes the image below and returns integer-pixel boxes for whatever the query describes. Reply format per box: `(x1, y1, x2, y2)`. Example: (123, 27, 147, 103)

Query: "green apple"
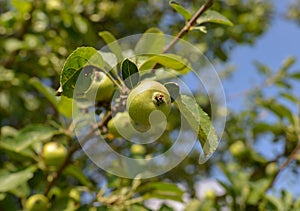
(229, 140, 247, 157)
(47, 187, 62, 200)
(26, 194, 49, 211)
(85, 72, 115, 102)
(126, 80, 171, 125)
(130, 144, 146, 155)
(69, 188, 81, 202)
(265, 162, 278, 176)
(42, 142, 67, 167)
(107, 111, 135, 139)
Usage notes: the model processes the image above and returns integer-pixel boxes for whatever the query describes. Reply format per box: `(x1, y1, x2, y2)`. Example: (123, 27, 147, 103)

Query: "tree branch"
(150, 0, 213, 72)
(43, 111, 112, 196)
(163, 0, 214, 53)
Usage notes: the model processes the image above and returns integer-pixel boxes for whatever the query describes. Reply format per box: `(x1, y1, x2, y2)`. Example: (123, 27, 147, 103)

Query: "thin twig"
(163, 0, 214, 53)
(150, 0, 214, 72)
(279, 138, 300, 171)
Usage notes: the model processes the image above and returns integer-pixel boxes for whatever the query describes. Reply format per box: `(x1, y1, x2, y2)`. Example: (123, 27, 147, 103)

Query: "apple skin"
(126, 80, 171, 125)
(130, 144, 146, 155)
(26, 194, 49, 211)
(42, 142, 67, 167)
(265, 162, 278, 176)
(69, 188, 81, 202)
(85, 72, 115, 102)
(107, 112, 133, 138)
(229, 141, 247, 157)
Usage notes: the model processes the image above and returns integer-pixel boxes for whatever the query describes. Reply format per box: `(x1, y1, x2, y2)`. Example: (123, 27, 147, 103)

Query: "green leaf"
(57, 96, 74, 118)
(280, 57, 296, 73)
(257, 98, 294, 124)
(135, 28, 166, 55)
(197, 10, 233, 26)
(175, 95, 218, 162)
(60, 47, 105, 98)
(164, 82, 180, 102)
(184, 199, 202, 211)
(139, 182, 184, 202)
(158, 204, 174, 211)
(64, 165, 93, 188)
(282, 190, 293, 209)
(289, 72, 300, 80)
(99, 31, 123, 63)
(30, 77, 58, 107)
(139, 54, 190, 74)
(14, 124, 57, 152)
(259, 195, 284, 210)
(280, 93, 299, 103)
(247, 178, 272, 205)
(0, 166, 37, 192)
(122, 59, 140, 89)
(130, 204, 151, 211)
(253, 61, 272, 76)
(169, 1, 192, 21)
(252, 122, 284, 136)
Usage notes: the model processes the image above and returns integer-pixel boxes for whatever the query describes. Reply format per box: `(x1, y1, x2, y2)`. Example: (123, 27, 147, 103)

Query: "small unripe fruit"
(26, 194, 49, 211)
(107, 112, 138, 139)
(265, 162, 278, 176)
(69, 189, 81, 202)
(48, 187, 62, 200)
(85, 72, 115, 102)
(204, 190, 216, 200)
(126, 80, 171, 125)
(229, 141, 247, 157)
(42, 142, 67, 167)
(130, 144, 146, 155)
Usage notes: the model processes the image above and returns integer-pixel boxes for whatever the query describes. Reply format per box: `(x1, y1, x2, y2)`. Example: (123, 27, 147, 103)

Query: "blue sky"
(221, 0, 300, 197)
(224, 0, 300, 111)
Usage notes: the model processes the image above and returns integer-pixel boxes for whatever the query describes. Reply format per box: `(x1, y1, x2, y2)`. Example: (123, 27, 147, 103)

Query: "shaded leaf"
(247, 178, 272, 205)
(131, 204, 151, 211)
(122, 59, 139, 89)
(289, 72, 300, 80)
(169, 1, 192, 21)
(253, 61, 272, 76)
(164, 82, 180, 102)
(57, 96, 74, 118)
(280, 93, 299, 103)
(60, 47, 105, 98)
(139, 54, 190, 74)
(0, 166, 37, 192)
(175, 95, 218, 162)
(99, 31, 123, 63)
(135, 28, 166, 55)
(257, 99, 294, 124)
(184, 199, 202, 211)
(197, 10, 233, 26)
(139, 182, 184, 202)
(259, 195, 285, 210)
(31, 78, 73, 120)
(30, 77, 58, 107)
(14, 124, 57, 151)
(280, 56, 296, 73)
(64, 165, 93, 188)
(159, 204, 174, 211)
(252, 122, 284, 136)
